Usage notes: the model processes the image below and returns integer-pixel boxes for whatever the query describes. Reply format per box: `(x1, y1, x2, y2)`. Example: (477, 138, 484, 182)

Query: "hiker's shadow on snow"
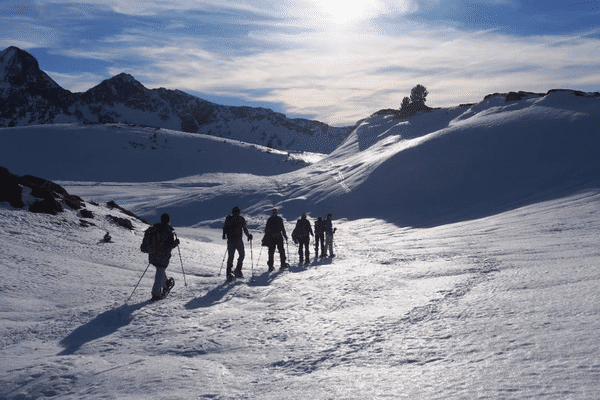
(185, 282, 240, 310)
(58, 302, 146, 356)
(247, 270, 282, 287)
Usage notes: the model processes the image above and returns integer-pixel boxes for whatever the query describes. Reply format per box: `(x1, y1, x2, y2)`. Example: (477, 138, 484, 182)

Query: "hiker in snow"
(292, 212, 313, 264)
(325, 213, 336, 258)
(314, 216, 326, 258)
(147, 213, 179, 301)
(263, 208, 288, 271)
(222, 206, 253, 282)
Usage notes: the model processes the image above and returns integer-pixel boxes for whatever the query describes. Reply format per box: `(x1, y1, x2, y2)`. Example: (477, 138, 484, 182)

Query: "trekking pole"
(293, 241, 299, 264)
(174, 233, 189, 289)
(126, 263, 151, 303)
(250, 239, 254, 279)
(218, 246, 227, 277)
(257, 246, 263, 270)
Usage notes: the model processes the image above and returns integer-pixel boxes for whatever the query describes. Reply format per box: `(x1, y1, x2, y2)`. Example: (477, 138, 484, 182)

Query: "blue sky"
(2, 0, 599, 126)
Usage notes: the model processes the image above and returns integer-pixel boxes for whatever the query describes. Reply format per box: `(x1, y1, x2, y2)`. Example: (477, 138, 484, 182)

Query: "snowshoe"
(161, 277, 175, 299)
(280, 263, 290, 271)
(226, 274, 235, 282)
(234, 269, 244, 279)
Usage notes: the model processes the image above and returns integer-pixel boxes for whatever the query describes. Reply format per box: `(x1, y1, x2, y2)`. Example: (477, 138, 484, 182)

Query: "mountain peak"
(83, 72, 148, 104)
(0, 46, 44, 85)
(107, 72, 144, 86)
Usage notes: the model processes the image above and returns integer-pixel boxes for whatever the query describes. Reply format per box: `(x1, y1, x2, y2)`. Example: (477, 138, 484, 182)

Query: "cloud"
(8, 0, 600, 126)
(89, 25, 595, 126)
(46, 71, 106, 93)
(0, 18, 60, 49)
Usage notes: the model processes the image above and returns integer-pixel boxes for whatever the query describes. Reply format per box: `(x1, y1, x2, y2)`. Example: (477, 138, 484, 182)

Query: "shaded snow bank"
(275, 90, 600, 226)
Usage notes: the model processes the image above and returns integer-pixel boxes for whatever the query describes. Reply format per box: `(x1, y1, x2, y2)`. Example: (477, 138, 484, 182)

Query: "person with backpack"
(222, 206, 253, 282)
(292, 212, 313, 264)
(143, 213, 180, 301)
(314, 216, 326, 258)
(325, 213, 336, 258)
(263, 208, 288, 271)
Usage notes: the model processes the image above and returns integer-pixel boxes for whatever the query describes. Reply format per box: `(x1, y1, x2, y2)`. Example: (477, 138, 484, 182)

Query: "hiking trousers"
(152, 266, 167, 298)
(227, 240, 245, 275)
(315, 232, 325, 256)
(325, 233, 334, 257)
(298, 237, 310, 261)
(268, 235, 286, 268)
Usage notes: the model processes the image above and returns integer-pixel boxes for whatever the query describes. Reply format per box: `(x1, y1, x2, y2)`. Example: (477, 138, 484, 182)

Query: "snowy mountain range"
(0, 46, 352, 153)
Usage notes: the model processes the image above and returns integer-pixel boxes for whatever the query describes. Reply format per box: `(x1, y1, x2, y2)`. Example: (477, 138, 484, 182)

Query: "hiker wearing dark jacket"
(264, 208, 288, 271)
(314, 216, 326, 258)
(222, 206, 253, 281)
(293, 212, 313, 263)
(149, 213, 179, 301)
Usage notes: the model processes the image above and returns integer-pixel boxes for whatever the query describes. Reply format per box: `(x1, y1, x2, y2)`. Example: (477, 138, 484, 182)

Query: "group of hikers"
(222, 207, 336, 282)
(142, 208, 336, 300)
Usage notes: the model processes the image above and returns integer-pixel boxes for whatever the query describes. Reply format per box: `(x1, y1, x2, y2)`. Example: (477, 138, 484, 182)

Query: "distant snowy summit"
(0, 46, 352, 153)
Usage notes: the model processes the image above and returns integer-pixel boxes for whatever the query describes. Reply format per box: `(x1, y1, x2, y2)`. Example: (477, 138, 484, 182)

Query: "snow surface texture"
(1, 90, 600, 399)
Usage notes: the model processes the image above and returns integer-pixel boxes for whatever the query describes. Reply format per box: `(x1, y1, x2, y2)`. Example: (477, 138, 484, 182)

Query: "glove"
(222, 234, 226, 240)
(248, 234, 253, 241)
(174, 239, 180, 246)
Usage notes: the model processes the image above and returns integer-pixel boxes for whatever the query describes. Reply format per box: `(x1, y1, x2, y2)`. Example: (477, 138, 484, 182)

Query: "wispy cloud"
(5, 0, 600, 125)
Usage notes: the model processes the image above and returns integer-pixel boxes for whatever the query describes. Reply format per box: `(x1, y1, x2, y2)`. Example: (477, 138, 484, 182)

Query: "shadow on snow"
(58, 302, 146, 356)
(185, 281, 240, 310)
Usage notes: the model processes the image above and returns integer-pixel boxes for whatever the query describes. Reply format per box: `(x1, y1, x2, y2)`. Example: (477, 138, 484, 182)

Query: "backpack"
(140, 225, 162, 254)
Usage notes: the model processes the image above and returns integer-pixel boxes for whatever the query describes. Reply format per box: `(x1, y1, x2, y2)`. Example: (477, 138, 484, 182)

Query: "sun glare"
(316, 0, 384, 25)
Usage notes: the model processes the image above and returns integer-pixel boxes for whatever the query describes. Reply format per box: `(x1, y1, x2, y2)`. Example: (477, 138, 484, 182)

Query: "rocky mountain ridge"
(0, 46, 352, 153)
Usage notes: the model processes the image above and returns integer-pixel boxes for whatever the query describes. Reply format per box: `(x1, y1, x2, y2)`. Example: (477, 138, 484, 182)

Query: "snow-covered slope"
(2, 89, 598, 227)
(0, 46, 352, 153)
(43, 89, 596, 228)
(293, 89, 600, 225)
(1, 177, 600, 399)
(0, 123, 320, 182)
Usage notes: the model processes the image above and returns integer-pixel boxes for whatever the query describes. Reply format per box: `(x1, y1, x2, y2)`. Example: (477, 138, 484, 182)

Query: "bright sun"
(316, 0, 384, 25)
